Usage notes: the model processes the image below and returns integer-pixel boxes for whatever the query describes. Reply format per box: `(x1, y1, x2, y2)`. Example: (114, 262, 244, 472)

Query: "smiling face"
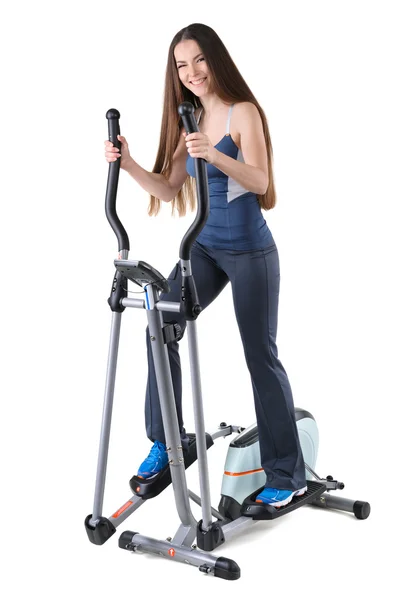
(174, 39, 212, 96)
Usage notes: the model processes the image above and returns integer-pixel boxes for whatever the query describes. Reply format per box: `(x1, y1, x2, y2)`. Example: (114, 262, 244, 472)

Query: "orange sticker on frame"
(112, 500, 133, 519)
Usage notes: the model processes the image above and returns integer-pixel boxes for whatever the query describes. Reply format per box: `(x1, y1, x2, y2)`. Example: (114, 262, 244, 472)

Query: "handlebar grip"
(178, 101, 199, 136)
(105, 108, 129, 252)
(107, 108, 122, 149)
(178, 102, 209, 261)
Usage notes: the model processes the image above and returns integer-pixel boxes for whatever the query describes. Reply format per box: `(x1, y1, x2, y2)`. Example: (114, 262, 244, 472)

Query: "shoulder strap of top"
(226, 103, 234, 135)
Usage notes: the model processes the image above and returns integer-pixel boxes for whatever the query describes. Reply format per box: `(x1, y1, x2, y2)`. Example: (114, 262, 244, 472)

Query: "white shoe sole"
(268, 486, 308, 508)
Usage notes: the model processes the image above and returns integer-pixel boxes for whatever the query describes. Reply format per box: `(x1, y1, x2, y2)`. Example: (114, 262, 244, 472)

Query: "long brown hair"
(149, 23, 276, 217)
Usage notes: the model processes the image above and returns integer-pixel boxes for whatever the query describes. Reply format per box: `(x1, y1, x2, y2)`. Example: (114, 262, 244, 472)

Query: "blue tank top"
(186, 104, 273, 250)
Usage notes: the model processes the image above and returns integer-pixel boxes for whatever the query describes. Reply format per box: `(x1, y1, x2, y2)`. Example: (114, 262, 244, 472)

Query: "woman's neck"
(199, 94, 230, 118)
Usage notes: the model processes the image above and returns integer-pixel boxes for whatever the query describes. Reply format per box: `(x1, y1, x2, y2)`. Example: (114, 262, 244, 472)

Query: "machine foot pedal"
(129, 433, 214, 499)
(241, 480, 327, 520)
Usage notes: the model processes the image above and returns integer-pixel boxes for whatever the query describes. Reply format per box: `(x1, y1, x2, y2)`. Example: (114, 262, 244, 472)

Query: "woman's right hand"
(104, 134, 132, 170)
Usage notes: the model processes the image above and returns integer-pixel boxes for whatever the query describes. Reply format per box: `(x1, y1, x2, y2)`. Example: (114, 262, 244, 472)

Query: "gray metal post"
(180, 257, 213, 532)
(90, 311, 122, 525)
(186, 320, 213, 531)
(146, 285, 196, 530)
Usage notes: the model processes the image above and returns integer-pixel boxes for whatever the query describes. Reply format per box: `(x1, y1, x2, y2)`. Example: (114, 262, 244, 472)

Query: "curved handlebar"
(177, 102, 210, 260)
(105, 109, 129, 252)
(104, 102, 209, 258)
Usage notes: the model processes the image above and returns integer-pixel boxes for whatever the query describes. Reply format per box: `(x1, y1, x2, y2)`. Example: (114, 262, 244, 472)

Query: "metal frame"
(88, 262, 369, 578)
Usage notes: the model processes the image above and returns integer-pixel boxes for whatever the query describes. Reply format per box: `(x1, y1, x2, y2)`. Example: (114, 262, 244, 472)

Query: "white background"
(1, 0, 398, 597)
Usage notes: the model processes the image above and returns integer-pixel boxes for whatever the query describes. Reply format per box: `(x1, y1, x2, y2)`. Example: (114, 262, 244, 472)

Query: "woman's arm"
(211, 102, 269, 195)
(124, 123, 191, 202)
(184, 102, 269, 195)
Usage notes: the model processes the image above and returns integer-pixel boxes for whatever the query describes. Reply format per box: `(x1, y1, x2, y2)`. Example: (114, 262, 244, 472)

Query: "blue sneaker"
(255, 486, 308, 507)
(137, 441, 168, 479)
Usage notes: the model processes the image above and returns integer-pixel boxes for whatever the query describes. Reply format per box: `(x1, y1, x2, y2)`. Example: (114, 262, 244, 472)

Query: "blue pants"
(145, 239, 307, 490)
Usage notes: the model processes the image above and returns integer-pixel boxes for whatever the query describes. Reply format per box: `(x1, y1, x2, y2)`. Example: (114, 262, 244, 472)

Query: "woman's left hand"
(184, 132, 217, 164)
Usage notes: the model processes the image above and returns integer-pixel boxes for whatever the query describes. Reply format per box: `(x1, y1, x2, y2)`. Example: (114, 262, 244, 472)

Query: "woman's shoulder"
(232, 101, 263, 132)
(233, 101, 260, 117)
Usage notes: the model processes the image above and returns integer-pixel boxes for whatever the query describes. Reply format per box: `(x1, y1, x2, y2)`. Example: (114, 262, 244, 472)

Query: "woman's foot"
(137, 441, 168, 479)
(255, 486, 308, 507)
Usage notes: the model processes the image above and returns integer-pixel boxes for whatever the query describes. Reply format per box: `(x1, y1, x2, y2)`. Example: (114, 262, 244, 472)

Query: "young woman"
(104, 23, 307, 507)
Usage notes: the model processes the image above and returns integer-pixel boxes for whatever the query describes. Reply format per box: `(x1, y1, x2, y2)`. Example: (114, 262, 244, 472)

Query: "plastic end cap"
(353, 501, 371, 520)
(214, 556, 241, 580)
(178, 102, 194, 117)
(106, 108, 120, 120)
(118, 530, 139, 549)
